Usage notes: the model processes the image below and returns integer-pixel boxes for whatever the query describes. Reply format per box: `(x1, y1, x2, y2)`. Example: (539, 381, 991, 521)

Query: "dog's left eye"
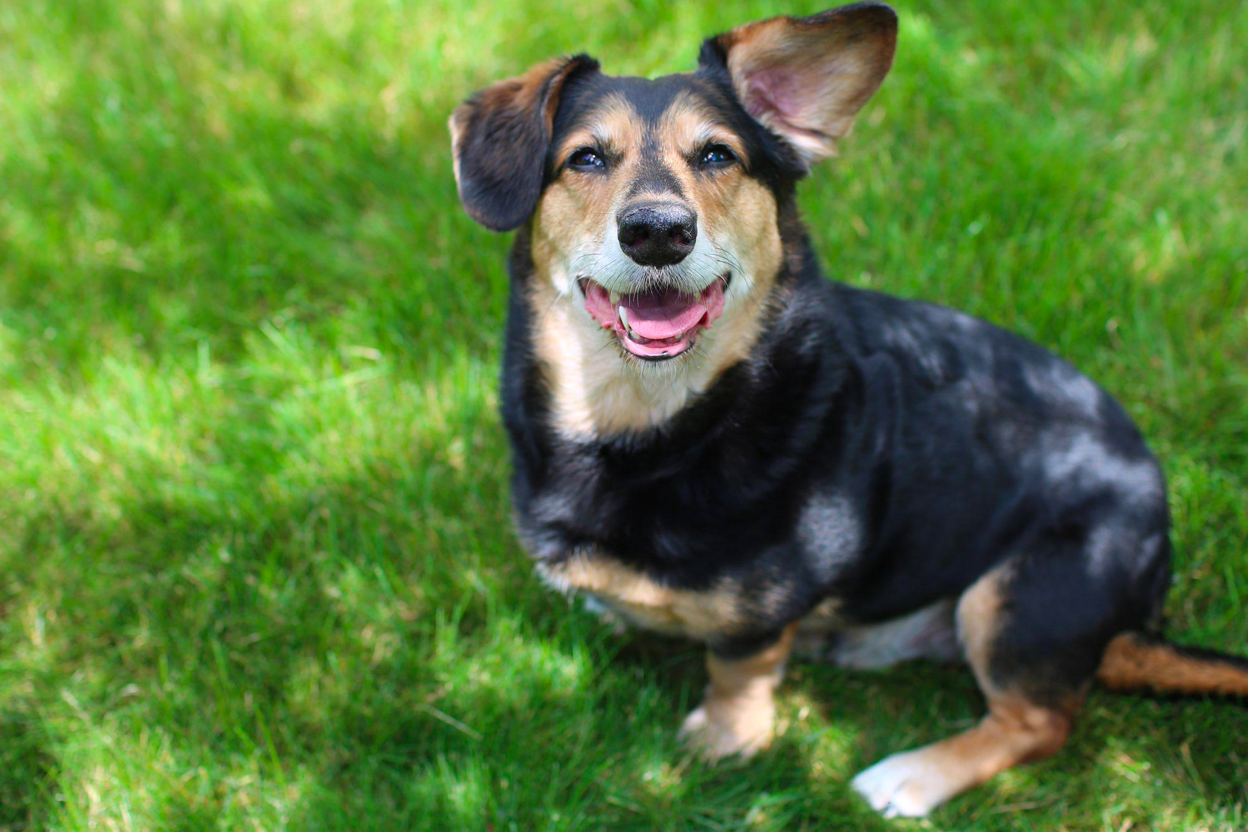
(568, 148, 606, 169)
(698, 144, 737, 168)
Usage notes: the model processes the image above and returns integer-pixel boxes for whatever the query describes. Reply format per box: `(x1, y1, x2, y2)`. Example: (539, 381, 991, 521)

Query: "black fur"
(505, 230, 1174, 674)
(458, 8, 1245, 708)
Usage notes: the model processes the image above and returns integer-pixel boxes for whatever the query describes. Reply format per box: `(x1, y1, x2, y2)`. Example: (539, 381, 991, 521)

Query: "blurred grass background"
(1, 0, 1247, 828)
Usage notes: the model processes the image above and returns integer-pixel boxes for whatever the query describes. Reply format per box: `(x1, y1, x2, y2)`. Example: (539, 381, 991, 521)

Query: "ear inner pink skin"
(720, 6, 899, 167)
(583, 281, 726, 358)
(745, 70, 834, 146)
(747, 70, 800, 123)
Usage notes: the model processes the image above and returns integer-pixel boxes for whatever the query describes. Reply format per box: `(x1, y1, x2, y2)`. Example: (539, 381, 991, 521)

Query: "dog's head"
(451, 3, 896, 365)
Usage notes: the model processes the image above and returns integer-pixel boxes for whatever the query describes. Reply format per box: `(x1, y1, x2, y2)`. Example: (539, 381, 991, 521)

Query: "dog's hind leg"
(851, 548, 1111, 817)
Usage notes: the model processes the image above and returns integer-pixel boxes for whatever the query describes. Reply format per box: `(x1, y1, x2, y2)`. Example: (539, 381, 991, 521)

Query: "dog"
(449, 2, 1248, 818)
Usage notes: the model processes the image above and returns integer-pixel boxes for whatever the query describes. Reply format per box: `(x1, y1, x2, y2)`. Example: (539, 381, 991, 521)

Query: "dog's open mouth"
(580, 276, 727, 360)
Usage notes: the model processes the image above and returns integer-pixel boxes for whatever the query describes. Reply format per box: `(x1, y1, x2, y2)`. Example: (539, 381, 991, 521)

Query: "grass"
(1, 0, 1247, 828)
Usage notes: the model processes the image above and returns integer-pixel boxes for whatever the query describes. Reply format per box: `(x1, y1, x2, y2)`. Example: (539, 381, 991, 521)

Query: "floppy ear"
(449, 55, 598, 231)
(702, 2, 897, 168)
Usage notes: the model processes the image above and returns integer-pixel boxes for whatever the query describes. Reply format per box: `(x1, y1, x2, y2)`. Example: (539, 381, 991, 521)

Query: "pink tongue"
(622, 289, 707, 340)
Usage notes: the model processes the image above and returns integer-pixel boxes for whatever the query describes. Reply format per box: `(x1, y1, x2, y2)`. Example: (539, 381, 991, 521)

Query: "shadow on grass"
(0, 708, 58, 830)
(6, 424, 1248, 830)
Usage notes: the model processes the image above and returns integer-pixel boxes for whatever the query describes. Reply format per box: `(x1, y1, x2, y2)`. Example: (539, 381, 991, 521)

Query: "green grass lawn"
(2, 0, 1247, 828)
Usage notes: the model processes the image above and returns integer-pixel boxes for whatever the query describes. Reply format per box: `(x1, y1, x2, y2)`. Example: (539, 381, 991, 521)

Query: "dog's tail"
(1096, 630, 1248, 699)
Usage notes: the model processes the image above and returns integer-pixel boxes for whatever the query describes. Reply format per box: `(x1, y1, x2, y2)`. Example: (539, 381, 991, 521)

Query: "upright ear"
(449, 55, 598, 231)
(702, 2, 897, 168)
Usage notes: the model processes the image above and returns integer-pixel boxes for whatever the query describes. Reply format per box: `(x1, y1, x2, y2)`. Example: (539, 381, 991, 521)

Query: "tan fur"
(854, 565, 1080, 816)
(536, 94, 641, 268)
(550, 94, 642, 179)
(527, 91, 784, 438)
(656, 91, 752, 170)
(915, 575, 1080, 799)
(527, 276, 722, 435)
(696, 182, 784, 382)
(448, 114, 464, 188)
(537, 550, 746, 639)
(955, 562, 1009, 687)
(855, 696, 1074, 815)
(1097, 632, 1248, 697)
(657, 93, 786, 381)
(680, 623, 798, 760)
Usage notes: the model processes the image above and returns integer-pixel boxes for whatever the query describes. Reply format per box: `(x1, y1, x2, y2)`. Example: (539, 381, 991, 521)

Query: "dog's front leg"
(679, 623, 797, 761)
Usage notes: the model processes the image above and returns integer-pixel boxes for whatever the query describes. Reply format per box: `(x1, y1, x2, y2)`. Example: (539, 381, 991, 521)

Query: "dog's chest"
(536, 550, 748, 639)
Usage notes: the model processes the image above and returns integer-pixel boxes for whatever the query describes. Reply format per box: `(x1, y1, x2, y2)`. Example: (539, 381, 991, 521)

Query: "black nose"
(617, 203, 697, 267)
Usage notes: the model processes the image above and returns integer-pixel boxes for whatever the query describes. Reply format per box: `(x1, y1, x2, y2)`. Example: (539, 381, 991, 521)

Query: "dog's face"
(528, 73, 784, 361)
(451, 3, 896, 367)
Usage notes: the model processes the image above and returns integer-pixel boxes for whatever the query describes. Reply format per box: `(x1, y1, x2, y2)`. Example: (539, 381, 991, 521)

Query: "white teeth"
(609, 291, 621, 306)
(618, 306, 630, 332)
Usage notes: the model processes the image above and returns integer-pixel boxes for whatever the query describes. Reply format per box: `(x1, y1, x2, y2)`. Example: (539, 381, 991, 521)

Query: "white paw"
(851, 750, 947, 818)
(678, 704, 772, 762)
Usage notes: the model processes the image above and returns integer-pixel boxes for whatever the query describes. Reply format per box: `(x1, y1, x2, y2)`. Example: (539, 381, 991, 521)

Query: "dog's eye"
(698, 144, 736, 168)
(568, 147, 606, 170)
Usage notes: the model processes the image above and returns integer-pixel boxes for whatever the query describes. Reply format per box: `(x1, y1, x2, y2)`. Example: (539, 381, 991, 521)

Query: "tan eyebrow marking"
(660, 90, 750, 168)
(553, 94, 640, 165)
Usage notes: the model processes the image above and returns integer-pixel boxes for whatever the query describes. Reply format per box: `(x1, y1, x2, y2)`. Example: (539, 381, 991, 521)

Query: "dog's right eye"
(567, 148, 606, 170)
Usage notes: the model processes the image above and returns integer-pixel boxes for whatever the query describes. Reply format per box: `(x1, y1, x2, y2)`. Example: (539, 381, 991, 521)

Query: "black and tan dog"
(449, 2, 1248, 818)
